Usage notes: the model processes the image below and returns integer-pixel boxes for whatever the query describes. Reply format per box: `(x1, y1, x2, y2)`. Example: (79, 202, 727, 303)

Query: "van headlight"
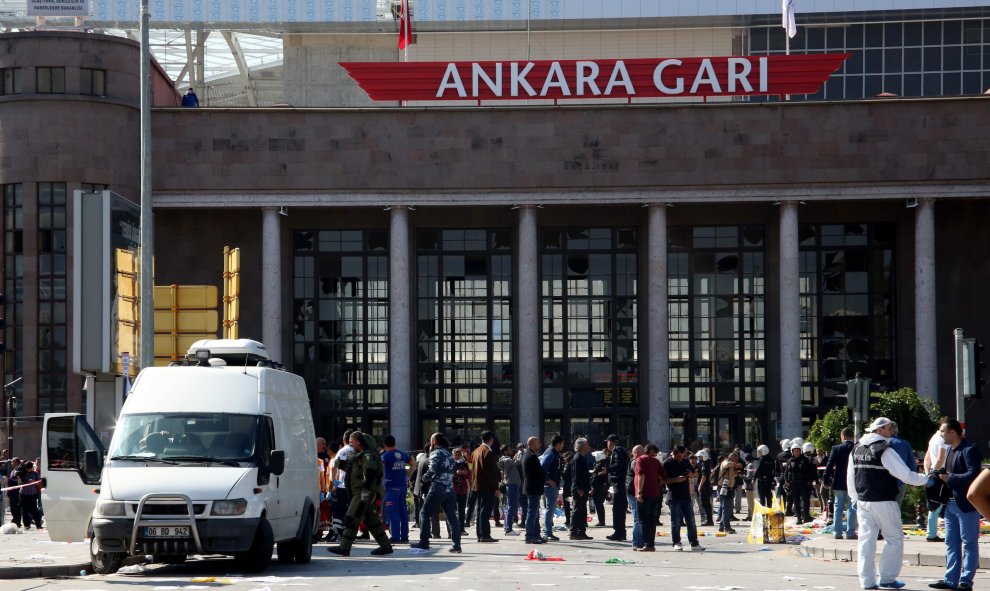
(96, 500, 126, 517)
(211, 499, 248, 516)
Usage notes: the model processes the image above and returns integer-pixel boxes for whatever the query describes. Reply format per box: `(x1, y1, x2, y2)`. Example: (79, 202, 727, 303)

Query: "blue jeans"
(668, 497, 699, 547)
(627, 494, 643, 547)
(719, 490, 735, 531)
(927, 504, 943, 539)
(384, 487, 409, 542)
(504, 484, 520, 532)
(833, 489, 857, 538)
(543, 485, 559, 537)
(944, 501, 981, 586)
(419, 490, 461, 549)
(525, 493, 542, 540)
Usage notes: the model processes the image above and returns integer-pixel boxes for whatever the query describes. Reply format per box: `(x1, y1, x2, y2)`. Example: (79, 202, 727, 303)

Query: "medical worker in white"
(847, 417, 928, 590)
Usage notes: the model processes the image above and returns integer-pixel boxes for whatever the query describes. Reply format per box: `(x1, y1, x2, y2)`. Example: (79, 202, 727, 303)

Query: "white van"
(42, 339, 319, 574)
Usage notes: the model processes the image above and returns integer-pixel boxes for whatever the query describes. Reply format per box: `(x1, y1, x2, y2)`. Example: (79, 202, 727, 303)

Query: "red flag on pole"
(398, 0, 413, 50)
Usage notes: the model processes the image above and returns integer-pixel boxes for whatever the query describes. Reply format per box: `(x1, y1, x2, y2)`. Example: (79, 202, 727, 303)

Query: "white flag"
(782, 0, 797, 39)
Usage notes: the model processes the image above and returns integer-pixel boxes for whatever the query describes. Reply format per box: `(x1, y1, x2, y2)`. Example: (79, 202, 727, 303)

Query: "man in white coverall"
(847, 417, 928, 590)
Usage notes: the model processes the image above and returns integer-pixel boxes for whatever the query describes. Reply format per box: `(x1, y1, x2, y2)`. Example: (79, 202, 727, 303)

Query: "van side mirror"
(83, 449, 102, 480)
(269, 450, 285, 476)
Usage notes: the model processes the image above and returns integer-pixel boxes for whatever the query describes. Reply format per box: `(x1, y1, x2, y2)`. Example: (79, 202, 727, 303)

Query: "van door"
(41, 413, 105, 542)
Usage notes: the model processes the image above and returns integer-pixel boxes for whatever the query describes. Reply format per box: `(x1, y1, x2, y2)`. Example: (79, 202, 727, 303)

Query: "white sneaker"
(504, 530, 520, 536)
(691, 544, 706, 551)
(672, 543, 683, 551)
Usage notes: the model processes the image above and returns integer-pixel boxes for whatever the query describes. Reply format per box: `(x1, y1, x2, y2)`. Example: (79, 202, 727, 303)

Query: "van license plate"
(143, 526, 190, 538)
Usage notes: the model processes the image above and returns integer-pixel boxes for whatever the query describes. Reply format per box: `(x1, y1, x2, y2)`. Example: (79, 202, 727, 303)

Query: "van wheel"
(90, 537, 125, 575)
(292, 511, 314, 564)
(235, 518, 274, 573)
(276, 542, 295, 564)
(276, 511, 314, 564)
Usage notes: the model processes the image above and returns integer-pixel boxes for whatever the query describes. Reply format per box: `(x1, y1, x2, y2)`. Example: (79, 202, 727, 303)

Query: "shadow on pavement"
(92, 552, 462, 583)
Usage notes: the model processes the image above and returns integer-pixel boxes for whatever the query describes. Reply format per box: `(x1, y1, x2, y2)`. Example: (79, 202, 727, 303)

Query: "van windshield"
(108, 413, 259, 464)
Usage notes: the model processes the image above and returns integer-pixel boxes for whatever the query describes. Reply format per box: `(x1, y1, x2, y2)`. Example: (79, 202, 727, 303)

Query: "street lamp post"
(3, 377, 22, 455)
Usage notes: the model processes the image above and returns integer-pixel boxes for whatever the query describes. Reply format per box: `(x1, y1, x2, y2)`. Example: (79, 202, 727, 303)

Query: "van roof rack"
(184, 339, 271, 366)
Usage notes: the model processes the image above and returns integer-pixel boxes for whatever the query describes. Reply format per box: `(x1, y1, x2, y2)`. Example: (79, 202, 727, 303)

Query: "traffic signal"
(962, 337, 985, 399)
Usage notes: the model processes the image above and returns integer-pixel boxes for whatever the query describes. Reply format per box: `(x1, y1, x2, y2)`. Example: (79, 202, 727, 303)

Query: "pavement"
(799, 526, 990, 569)
(0, 513, 984, 579)
(0, 527, 90, 579)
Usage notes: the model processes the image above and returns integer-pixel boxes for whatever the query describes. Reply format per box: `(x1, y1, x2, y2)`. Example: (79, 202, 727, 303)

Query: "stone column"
(646, 204, 670, 448)
(778, 201, 802, 438)
(516, 205, 541, 440)
(915, 198, 937, 400)
(261, 207, 282, 362)
(389, 206, 412, 449)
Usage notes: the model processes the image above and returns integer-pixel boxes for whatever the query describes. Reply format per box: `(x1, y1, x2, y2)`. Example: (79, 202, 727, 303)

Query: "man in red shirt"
(634, 444, 665, 552)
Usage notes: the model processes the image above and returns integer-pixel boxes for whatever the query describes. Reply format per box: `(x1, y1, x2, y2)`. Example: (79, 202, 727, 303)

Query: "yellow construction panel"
(228, 247, 240, 273)
(154, 333, 217, 360)
(117, 298, 139, 323)
(117, 275, 139, 300)
(154, 309, 219, 333)
(117, 323, 139, 361)
(154, 285, 219, 310)
(115, 248, 138, 273)
(225, 298, 239, 321)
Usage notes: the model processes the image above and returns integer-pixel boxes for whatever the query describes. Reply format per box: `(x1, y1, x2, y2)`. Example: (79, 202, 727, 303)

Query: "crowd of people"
(0, 450, 45, 530)
(310, 428, 856, 555)
(312, 416, 989, 591)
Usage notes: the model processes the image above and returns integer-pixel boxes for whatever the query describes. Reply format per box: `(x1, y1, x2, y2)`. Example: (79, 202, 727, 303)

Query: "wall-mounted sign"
(341, 54, 850, 102)
(27, 0, 89, 16)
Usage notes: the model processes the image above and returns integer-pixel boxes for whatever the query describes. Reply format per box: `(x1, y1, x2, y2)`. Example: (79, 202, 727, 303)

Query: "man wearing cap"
(848, 417, 928, 590)
(605, 434, 629, 541)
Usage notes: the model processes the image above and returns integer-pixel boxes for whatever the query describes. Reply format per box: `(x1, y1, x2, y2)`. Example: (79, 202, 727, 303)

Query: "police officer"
(327, 432, 394, 556)
(847, 417, 927, 590)
(776, 439, 792, 515)
(605, 434, 630, 541)
(381, 434, 416, 544)
(784, 442, 815, 524)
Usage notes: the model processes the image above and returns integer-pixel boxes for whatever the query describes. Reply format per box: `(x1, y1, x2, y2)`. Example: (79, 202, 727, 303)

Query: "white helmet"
(790, 441, 803, 450)
(780, 439, 791, 450)
(802, 442, 815, 454)
(695, 450, 709, 461)
(757, 444, 770, 457)
(791, 437, 805, 447)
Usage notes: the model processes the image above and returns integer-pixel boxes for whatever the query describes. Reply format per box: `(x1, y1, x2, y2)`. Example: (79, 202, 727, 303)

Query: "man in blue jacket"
(824, 427, 857, 540)
(929, 418, 982, 591)
(540, 435, 564, 541)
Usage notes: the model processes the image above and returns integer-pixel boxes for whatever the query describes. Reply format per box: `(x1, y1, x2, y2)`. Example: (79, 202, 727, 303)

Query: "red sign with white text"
(340, 54, 850, 102)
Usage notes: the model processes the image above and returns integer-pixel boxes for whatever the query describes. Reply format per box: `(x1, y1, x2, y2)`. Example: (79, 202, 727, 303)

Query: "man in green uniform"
(327, 432, 394, 556)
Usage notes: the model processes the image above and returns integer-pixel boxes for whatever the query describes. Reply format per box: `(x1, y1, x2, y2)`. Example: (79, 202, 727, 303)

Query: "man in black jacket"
(522, 437, 546, 544)
(569, 438, 593, 540)
(784, 442, 816, 524)
(605, 434, 630, 541)
(823, 427, 857, 540)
